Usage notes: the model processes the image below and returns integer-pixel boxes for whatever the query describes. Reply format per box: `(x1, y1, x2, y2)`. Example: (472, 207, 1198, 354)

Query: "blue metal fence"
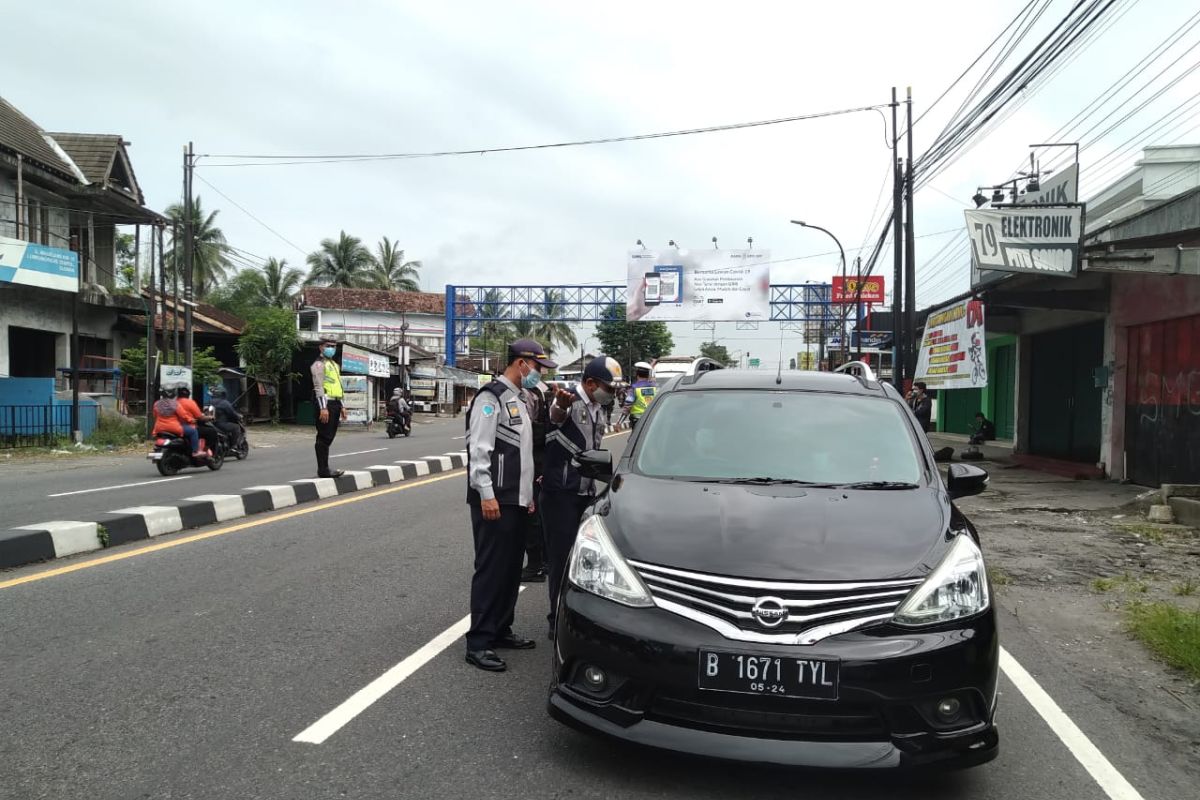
(0, 404, 100, 448)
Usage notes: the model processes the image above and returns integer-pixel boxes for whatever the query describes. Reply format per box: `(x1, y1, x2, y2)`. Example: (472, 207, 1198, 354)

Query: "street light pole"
(790, 220, 846, 367)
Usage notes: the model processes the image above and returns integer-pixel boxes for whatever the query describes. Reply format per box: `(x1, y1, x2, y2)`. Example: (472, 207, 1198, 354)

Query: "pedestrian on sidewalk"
(311, 336, 347, 479)
(464, 339, 557, 672)
(969, 412, 996, 445)
(909, 381, 932, 433)
(542, 356, 622, 640)
(521, 377, 550, 583)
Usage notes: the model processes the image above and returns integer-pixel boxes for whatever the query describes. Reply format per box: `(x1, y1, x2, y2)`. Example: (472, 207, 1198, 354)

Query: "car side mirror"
(574, 449, 613, 482)
(946, 463, 988, 500)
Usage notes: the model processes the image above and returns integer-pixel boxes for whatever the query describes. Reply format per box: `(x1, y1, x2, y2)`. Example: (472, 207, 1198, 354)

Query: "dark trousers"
(196, 422, 221, 453)
(542, 489, 592, 626)
(216, 420, 241, 447)
(523, 505, 546, 571)
(314, 399, 342, 476)
(467, 502, 527, 651)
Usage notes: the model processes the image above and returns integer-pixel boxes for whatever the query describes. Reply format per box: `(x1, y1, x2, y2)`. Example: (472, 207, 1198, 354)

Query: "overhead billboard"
(627, 248, 770, 322)
(831, 275, 885, 304)
(971, 163, 1079, 288)
(915, 298, 988, 390)
(0, 235, 79, 293)
(964, 206, 1084, 278)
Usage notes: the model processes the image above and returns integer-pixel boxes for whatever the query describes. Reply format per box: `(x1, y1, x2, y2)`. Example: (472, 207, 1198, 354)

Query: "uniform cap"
(584, 356, 623, 384)
(634, 361, 652, 371)
(319, 335, 338, 346)
(509, 338, 557, 369)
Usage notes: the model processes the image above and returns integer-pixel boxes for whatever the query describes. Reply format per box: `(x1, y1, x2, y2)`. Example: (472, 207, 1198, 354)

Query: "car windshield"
(634, 389, 923, 486)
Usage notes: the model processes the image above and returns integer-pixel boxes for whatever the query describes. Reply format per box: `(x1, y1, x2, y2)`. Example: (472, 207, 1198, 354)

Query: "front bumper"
(548, 586, 999, 769)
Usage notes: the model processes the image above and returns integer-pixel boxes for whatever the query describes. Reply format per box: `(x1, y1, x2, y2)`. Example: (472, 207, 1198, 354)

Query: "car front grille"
(628, 559, 923, 645)
(648, 693, 887, 740)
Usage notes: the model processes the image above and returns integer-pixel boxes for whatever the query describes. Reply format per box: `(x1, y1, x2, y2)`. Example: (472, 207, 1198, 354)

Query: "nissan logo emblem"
(751, 596, 789, 628)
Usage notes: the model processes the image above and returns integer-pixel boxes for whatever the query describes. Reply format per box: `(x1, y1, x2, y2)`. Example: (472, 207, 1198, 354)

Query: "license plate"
(147, 452, 162, 461)
(698, 650, 839, 700)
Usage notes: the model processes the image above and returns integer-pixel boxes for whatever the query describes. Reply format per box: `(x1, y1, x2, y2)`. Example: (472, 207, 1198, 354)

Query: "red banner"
(831, 275, 885, 304)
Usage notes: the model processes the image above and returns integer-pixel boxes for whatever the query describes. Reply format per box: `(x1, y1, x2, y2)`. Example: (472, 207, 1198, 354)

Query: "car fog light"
(936, 697, 961, 719)
(582, 665, 607, 690)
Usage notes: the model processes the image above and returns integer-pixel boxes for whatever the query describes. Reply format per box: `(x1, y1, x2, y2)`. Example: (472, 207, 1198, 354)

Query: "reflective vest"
(630, 381, 656, 417)
(323, 359, 344, 400)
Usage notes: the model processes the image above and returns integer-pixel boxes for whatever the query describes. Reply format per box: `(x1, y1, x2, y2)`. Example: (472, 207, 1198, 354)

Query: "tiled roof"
(122, 313, 236, 335)
(0, 95, 78, 179)
(148, 292, 246, 334)
(45, 132, 121, 184)
(298, 287, 454, 315)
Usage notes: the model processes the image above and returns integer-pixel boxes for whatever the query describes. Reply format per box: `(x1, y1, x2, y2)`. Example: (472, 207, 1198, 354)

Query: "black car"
(548, 365, 997, 769)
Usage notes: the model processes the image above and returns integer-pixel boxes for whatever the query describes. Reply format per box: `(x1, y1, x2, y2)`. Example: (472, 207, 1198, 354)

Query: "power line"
(199, 103, 890, 167)
(192, 172, 309, 257)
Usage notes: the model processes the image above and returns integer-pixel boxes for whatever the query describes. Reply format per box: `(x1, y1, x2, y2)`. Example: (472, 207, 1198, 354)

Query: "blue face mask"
(322, 346, 336, 358)
(521, 361, 541, 389)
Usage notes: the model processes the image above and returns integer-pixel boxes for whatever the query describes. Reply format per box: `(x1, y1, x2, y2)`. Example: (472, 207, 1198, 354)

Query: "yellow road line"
(0, 471, 464, 590)
(1, 429, 629, 591)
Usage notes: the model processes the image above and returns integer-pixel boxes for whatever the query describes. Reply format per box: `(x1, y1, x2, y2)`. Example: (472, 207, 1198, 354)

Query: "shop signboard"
(0, 234, 79, 293)
(915, 298, 988, 389)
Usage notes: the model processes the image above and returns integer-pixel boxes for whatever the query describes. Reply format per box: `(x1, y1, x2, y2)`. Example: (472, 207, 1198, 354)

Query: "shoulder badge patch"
(481, 404, 496, 417)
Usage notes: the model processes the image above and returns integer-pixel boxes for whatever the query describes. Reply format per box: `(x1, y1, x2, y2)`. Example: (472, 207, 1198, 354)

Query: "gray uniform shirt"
(467, 375, 534, 506)
(549, 384, 606, 496)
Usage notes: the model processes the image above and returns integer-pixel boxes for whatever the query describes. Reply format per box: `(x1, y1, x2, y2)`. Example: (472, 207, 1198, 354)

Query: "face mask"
(521, 362, 541, 389)
(592, 385, 614, 406)
(322, 346, 336, 358)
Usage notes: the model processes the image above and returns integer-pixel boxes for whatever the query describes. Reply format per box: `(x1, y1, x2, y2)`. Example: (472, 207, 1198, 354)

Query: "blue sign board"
(0, 235, 79, 293)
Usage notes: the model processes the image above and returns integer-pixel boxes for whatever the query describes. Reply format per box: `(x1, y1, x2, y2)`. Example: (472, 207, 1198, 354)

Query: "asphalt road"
(0, 432, 1177, 800)
(0, 417, 467, 530)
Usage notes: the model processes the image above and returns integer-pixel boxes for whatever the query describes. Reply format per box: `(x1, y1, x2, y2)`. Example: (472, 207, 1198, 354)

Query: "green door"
(990, 344, 1016, 440)
(941, 388, 983, 434)
(1029, 323, 1103, 462)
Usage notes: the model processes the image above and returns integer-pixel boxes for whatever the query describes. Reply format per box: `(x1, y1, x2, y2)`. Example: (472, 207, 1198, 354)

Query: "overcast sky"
(8, 0, 1197, 364)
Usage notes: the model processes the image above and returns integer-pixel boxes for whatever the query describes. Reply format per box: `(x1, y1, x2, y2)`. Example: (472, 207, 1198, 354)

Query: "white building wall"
(0, 284, 116, 378)
(314, 309, 446, 354)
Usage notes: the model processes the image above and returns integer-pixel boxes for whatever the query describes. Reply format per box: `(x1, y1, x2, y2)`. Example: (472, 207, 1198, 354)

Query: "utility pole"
(172, 223, 180, 360)
(145, 226, 157, 438)
(891, 87, 904, 391)
(183, 142, 195, 368)
(854, 257, 864, 360)
(904, 87, 917, 383)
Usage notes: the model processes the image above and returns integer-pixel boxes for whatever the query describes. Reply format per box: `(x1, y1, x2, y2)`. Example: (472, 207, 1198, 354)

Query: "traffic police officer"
(465, 338, 557, 671)
(543, 355, 622, 637)
(626, 361, 656, 428)
(311, 336, 346, 479)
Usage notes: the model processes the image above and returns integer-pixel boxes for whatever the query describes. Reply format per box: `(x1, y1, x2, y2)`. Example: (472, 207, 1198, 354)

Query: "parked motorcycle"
(386, 414, 411, 438)
(148, 429, 226, 476)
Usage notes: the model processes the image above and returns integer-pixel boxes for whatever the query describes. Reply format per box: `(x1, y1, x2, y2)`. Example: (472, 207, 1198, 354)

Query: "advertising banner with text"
(915, 298, 988, 389)
(627, 248, 770, 322)
(831, 275, 886, 304)
(965, 205, 1084, 278)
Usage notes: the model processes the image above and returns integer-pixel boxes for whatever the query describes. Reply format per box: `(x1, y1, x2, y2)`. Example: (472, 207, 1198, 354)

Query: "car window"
(634, 389, 922, 484)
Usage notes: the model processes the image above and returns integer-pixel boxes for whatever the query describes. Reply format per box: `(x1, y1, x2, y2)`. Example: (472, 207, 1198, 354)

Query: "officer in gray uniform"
(464, 338, 556, 672)
(542, 356, 622, 638)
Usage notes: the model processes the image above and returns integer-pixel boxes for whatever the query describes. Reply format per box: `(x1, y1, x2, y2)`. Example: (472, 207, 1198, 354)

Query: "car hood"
(602, 473, 950, 582)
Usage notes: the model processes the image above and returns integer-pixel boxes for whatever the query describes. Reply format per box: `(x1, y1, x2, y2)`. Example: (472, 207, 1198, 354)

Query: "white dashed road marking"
(48, 476, 192, 497)
(330, 448, 387, 459)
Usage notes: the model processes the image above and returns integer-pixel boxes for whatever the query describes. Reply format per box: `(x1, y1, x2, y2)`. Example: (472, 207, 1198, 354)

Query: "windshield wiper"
(716, 477, 837, 486)
(837, 481, 920, 490)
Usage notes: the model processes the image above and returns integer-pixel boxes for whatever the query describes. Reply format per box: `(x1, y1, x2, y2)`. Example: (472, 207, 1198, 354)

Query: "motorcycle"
(148, 429, 226, 476)
(207, 404, 250, 460)
(386, 413, 411, 438)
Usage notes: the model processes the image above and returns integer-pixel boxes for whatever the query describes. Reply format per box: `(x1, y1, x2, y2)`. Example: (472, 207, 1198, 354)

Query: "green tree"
(207, 268, 268, 320)
(699, 341, 737, 367)
(115, 232, 138, 295)
(531, 290, 578, 357)
(119, 340, 223, 384)
(236, 307, 303, 423)
(595, 304, 673, 377)
(305, 231, 375, 288)
(370, 237, 421, 291)
(473, 288, 514, 369)
(163, 197, 232, 299)
(260, 257, 304, 307)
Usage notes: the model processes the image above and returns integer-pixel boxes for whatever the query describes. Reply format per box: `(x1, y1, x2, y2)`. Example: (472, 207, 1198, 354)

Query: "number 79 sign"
(963, 206, 1083, 278)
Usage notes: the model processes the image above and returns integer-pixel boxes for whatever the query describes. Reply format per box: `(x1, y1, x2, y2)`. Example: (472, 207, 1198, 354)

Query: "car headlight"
(568, 515, 654, 608)
(893, 534, 989, 626)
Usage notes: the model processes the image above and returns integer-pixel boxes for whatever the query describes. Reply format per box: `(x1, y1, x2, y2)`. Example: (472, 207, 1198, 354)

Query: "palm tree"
(164, 196, 232, 299)
(370, 237, 421, 291)
(258, 257, 304, 308)
(531, 289, 578, 357)
(305, 231, 375, 288)
(477, 288, 513, 370)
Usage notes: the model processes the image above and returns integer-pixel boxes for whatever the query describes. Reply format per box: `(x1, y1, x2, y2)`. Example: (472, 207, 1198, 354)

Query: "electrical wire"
(199, 103, 890, 166)
(192, 172, 309, 257)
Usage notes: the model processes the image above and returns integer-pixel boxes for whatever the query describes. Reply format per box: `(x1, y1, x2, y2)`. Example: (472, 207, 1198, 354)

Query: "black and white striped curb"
(0, 452, 468, 571)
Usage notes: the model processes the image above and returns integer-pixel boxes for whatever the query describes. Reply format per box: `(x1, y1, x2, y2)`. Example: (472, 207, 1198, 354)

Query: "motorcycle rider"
(152, 388, 202, 457)
(386, 388, 411, 433)
(177, 386, 218, 456)
(209, 386, 244, 450)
